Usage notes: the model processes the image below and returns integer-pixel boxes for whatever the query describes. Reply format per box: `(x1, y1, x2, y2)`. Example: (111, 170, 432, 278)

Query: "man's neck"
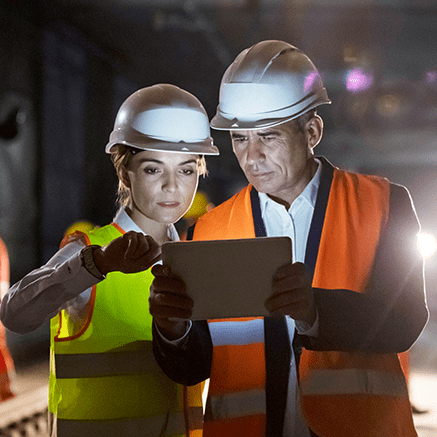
(266, 158, 318, 210)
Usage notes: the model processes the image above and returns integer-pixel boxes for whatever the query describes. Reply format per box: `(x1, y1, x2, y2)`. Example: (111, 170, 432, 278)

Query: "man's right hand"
(149, 264, 193, 340)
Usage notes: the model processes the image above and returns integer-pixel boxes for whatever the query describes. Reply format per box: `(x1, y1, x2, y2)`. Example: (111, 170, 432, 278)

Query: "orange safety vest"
(0, 237, 15, 402)
(191, 162, 417, 436)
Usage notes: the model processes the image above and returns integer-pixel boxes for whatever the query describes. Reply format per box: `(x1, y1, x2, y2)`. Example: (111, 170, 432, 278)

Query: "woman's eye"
(144, 167, 159, 174)
(181, 168, 195, 175)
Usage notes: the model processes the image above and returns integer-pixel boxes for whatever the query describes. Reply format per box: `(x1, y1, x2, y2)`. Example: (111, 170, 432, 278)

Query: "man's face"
(231, 120, 314, 207)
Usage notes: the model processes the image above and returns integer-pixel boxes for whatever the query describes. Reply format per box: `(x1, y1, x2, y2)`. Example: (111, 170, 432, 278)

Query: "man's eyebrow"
(231, 132, 247, 138)
(257, 129, 280, 136)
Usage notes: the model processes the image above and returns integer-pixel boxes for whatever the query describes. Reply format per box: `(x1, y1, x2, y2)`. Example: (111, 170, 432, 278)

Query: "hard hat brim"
(211, 91, 331, 131)
(106, 131, 219, 155)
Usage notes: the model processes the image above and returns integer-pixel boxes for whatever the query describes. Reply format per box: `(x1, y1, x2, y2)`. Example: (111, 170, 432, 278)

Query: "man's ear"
(120, 166, 131, 188)
(306, 114, 324, 150)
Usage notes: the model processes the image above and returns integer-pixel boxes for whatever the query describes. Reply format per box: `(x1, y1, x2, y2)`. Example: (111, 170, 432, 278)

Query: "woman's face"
(124, 150, 200, 226)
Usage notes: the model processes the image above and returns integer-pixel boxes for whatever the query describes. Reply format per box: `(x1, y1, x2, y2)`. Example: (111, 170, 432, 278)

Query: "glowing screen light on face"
(417, 232, 437, 259)
(345, 69, 374, 93)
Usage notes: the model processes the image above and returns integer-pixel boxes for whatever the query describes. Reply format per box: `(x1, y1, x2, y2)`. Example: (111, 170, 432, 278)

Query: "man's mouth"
(250, 171, 272, 178)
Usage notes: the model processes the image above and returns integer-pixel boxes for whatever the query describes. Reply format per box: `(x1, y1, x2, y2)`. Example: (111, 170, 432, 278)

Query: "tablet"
(161, 236, 292, 320)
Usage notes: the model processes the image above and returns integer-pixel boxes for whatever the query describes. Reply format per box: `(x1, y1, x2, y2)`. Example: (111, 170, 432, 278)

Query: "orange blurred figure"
(0, 236, 15, 402)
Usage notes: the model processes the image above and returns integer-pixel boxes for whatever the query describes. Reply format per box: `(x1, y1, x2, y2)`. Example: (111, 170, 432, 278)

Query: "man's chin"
(249, 179, 274, 194)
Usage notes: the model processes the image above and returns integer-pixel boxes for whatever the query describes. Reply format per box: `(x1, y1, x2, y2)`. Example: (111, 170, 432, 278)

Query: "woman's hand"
(93, 231, 162, 275)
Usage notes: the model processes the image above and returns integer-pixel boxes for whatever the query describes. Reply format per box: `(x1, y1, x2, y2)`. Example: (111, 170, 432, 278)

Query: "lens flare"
(417, 232, 437, 259)
(345, 69, 374, 93)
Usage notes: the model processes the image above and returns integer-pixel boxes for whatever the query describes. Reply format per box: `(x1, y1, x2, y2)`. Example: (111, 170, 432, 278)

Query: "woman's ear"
(120, 166, 131, 188)
(306, 114, 324, 150)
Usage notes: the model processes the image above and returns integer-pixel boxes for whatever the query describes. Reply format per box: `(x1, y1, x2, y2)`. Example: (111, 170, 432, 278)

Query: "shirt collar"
(259, 158, 322, 214)
(112, 207, 180, 241)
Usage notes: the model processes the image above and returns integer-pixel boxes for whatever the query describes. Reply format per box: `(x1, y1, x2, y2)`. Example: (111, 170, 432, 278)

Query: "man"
(149, 40, 428, 436)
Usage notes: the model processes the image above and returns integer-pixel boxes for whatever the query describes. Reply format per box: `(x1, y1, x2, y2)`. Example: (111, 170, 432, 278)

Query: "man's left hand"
(266, 262, 316, 326)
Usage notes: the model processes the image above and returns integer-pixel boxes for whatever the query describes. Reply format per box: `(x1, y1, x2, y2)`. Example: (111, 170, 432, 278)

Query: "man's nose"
(246, 138, 265, 164)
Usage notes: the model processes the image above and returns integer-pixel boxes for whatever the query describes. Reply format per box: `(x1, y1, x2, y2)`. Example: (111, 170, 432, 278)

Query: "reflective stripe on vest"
(54, 410, 203, 437)
(191, 163, 417, 437)
(55, 346, 162, 379)
(49, 223, 203, 436)
(205, 388, 265, 421)
(300, 368, 409, 397)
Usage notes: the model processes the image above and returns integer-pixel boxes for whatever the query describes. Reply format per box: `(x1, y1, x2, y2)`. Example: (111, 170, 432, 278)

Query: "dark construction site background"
(1, 0, 436, 368)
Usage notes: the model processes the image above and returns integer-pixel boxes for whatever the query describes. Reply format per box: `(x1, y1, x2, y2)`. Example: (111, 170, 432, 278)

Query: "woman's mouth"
(158, 202, 180, 208)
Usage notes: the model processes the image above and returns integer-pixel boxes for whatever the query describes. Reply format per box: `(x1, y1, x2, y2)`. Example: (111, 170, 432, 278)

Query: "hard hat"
(210, 40, 331, 130)
(106, 84, 219, 155)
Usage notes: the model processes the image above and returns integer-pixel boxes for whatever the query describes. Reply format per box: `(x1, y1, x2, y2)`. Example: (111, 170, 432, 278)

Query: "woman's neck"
(125, 206, 170, 245)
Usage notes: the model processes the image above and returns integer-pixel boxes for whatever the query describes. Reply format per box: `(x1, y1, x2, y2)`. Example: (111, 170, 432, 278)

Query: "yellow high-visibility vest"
(50, 223, 203, 437)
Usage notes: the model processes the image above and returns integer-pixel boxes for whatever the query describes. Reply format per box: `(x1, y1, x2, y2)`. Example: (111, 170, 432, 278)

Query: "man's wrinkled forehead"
(230, 123, 295, 139)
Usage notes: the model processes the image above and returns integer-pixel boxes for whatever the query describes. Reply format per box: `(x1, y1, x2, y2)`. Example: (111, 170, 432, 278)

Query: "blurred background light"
(426, 71, 437, 84)
(418, 232, 437, 259)
(375, 93, 403, 118)
(345, 68, 374, 93)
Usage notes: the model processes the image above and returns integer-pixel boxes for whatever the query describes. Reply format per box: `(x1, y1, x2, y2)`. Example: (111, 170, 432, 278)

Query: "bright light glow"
(417, 232, 437, 259)
(345, 69, 374, 93)
(426, 71, 437, 84)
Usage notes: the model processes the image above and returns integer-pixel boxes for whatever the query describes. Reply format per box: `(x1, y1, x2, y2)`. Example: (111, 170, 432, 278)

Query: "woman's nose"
(162, 174, 177, 192)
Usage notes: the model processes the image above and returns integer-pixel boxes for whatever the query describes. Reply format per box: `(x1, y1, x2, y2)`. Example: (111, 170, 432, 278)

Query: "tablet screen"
(161, 237, 292, 319)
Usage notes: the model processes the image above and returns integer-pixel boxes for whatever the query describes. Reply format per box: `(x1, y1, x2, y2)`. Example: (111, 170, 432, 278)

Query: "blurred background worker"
(0, 236, 15, 402)
(62, 220, 100, 242)
(177, 191, 214, 240)
(1, 84, 219, 436)
(150, 41, 428, 437)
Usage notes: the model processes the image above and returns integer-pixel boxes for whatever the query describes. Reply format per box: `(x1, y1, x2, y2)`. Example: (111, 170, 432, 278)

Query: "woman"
(0, 84, 219, 436)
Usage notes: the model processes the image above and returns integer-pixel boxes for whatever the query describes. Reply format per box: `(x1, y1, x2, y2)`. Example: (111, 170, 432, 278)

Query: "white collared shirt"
(258, 158, 322, 437)
(259, 159, 321, 264)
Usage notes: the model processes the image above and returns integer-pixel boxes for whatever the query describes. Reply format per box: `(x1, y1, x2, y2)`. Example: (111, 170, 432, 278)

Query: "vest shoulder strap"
(193, 185, 255, 240)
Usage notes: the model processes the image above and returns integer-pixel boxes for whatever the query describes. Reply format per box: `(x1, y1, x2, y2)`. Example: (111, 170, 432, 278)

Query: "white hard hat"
(210, 40, 331, 130)
(106, 84, 219, 155)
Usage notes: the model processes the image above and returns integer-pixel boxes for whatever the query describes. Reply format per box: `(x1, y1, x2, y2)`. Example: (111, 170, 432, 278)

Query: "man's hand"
(266, 262, 316, 326)
(93, 231, 162, 275)
(149, 264, 193, 340)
